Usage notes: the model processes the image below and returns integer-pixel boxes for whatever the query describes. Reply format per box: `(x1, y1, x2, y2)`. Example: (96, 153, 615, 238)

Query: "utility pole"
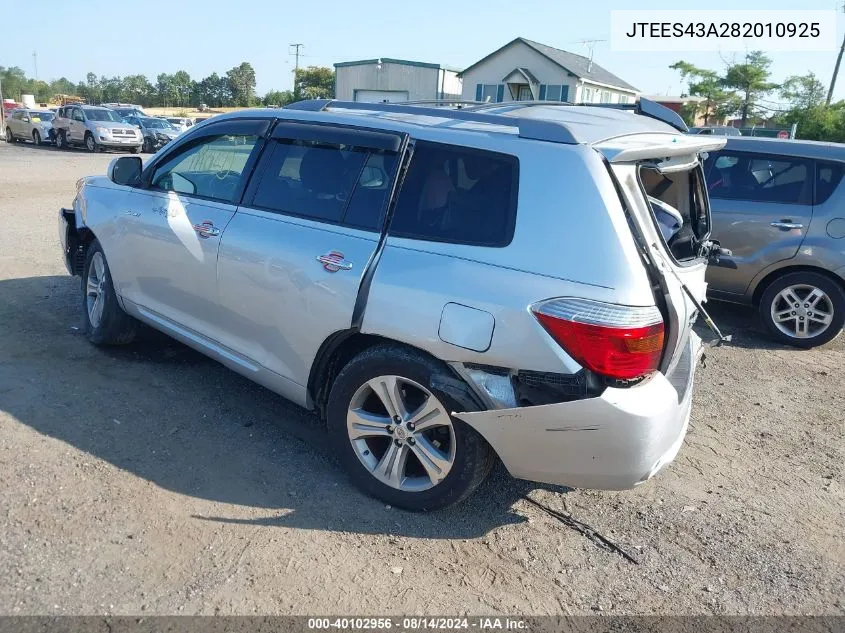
(826, 2, 845, 105)
(289, 43, 304, 100)
(33, 50, 38, 82)
(0, 73, 5, 136)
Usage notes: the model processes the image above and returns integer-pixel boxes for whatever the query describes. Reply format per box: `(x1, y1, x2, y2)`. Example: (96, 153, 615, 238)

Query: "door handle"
(192, 220, 220, 238)
(770, 221, 803, 230)
(316, 251, 353, 272)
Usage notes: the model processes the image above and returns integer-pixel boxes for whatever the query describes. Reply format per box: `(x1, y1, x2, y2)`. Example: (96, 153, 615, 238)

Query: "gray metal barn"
(333, 58, 462, 103)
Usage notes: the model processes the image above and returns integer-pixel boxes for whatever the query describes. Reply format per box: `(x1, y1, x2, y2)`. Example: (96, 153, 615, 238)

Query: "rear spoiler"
(595, 134, 727, 164)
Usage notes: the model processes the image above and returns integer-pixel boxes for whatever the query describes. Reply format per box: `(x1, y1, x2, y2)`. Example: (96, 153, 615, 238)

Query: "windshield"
(141, 117, 173, 129)
(31, 112, 54, 121)
(85, 109, 123, 122)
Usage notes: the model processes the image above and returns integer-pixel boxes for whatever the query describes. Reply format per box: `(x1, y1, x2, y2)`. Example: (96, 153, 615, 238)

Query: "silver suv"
(58, 99, 725, 510)
(704, 137, 845, 347)
(4, 108, 55, 145)
(52, 105, 142, 153)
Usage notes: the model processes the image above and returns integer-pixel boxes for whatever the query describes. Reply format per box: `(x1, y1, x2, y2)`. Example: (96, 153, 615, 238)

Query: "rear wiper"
(651, 243, 732, 347)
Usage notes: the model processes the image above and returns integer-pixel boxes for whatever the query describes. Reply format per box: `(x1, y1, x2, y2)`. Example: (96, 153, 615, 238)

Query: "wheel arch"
(63, 209, 98, 276)
(751, 264, 845, 306)
(307, 330, 483, 421)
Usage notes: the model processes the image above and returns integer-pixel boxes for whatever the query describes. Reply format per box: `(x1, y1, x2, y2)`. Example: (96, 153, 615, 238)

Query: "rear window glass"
(389, 141, 518, 247)
(705, 151, 811, 205)
(815, 161, 844, 204)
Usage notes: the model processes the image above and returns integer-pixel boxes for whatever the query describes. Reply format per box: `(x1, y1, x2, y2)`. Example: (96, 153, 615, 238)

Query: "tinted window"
(705, 151, 810, 204)
(150, 133, 259, 203)
(249, 139, 397, 229)
(815, 161, 844, 204)
(390, 141, 518, 246)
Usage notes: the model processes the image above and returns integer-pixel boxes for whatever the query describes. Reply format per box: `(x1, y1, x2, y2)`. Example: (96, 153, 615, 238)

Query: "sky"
(2, 0, 844, 103)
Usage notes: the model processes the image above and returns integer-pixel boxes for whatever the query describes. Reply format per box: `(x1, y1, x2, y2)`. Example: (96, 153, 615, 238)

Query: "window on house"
(600, 91, 611, 103)
(619, 95, 629, 104)
(582, 88, 593, 103)
(542, 85, 568, 101)
(480, 84, 500, 103)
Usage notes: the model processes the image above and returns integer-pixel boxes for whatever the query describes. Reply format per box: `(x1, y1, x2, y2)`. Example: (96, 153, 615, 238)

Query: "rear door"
(69, 107, 85, 144)
(704, 149, 813, 295)
(215, 122, 405, 387)
(599, 133, 727, 369)
(118, 119, 268, 337)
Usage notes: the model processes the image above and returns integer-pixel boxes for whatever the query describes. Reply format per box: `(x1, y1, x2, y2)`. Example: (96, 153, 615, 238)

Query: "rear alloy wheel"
(5, 127, 14, 143)
(56, 130, 66, 150)
(327, 345, 494, 511)
(33, 130, 42, 145)
(760, 272, 844, 348)
(85, 132, 97, 153)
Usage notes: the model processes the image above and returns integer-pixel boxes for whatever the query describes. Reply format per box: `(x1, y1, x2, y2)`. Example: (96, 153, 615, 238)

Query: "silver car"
(52, 105, 142, 153)
(58, 99, 725, 510)
(4, 108, 55, 145)
(703, 137, 845, 347)
(123, 115, 180, 153)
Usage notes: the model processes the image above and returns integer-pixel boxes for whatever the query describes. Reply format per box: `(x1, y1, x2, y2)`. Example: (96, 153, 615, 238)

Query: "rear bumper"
(455, 332, 702, 490)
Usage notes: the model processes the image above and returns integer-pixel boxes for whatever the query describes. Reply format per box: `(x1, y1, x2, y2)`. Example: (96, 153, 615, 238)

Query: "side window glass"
(815, 161, 844, 204)
(73, 109, 84, 122)
(150, 133, 259, 203)
(249, 140, 375, 225)
(343, 151, 399, 230)
(707, 152, 809, 204)
(389, 141, 519, 247)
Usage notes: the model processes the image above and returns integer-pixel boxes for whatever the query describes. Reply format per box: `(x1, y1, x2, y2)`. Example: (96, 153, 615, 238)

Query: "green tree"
(263, 90, 294, 106)
(123, 74, 154, 106)
(156, 73, 177, 107)
(100, 76, 125, 103)
(780, 73, 826, 110)
(722, 51, 779, 126)
(294, 66, 334, 101)
(669, 61, 733, 125)
(0, 66, 28, 100)
(226, 62, 256, 107)
(172, 70, 193, 107)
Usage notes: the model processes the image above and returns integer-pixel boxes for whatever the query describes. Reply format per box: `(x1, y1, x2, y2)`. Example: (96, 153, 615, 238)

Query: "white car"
(164, 117, 195, 134)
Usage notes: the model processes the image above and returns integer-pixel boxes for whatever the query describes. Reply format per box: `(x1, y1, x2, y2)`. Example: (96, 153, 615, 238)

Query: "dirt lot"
(0, 140, 842, 616)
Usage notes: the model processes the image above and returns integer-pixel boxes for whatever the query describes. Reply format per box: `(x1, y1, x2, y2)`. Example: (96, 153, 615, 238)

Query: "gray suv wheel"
(759, 271, 844, 348)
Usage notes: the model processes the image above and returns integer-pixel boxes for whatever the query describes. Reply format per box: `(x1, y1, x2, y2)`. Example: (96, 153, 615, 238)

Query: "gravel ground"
(0, 140, 842, 616)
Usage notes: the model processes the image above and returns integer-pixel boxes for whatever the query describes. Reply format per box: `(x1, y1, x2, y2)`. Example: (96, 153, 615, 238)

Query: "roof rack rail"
(282, 99, 579, 144)
(400, 99, 486, 108)
(467, 97, 688, 133)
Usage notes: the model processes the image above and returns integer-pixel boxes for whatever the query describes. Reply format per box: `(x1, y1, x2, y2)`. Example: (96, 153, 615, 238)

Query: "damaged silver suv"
(58, 99, 725, 510)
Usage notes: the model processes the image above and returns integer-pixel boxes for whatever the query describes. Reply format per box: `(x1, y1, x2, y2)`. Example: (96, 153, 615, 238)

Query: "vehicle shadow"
(0, 274, 537, 538)
(694, 299, 790, 350)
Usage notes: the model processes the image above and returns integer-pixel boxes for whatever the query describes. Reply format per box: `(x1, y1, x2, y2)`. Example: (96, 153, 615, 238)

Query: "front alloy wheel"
(5, 127, 13, 143)
(347, 375, 456, 492)
(85, 133, 97, 152)
(760, 271, 844, 348)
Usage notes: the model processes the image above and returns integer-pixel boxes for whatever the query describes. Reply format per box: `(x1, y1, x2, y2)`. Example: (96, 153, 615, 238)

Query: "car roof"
(723, 136, 845, 161)
(204, 100, 684, 146)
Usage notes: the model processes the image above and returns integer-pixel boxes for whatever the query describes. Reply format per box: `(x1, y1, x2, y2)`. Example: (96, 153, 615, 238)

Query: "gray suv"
(703, 137, 845, 347)
(59, 99, 726, 510)
(52, 105, 142, 153)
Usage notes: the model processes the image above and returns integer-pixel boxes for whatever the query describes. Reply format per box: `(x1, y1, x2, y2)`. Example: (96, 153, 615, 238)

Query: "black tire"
(327, 344, 495, 511)
(32, 130, 42, 145)
(84, 132, 97, 153)
(759, 271, 844, 348)
(81, 240, 138, 346)
(129, 146, 140, 154)
(55, 130, 67, 150)
(5, 127, 15, 143)
(142, 137, 153, 154)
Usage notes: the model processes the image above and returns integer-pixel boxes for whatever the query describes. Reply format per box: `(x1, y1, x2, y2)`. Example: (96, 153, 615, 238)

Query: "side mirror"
(108, 156, 142, 186)
(22, 116, 30, 123)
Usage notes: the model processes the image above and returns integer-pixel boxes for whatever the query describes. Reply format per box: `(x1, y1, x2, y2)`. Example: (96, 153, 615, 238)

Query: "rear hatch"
(597, 133, 727, 371)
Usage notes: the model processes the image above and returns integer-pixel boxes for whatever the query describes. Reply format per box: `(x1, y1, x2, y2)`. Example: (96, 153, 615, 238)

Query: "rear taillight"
(531, 298, 665, 381)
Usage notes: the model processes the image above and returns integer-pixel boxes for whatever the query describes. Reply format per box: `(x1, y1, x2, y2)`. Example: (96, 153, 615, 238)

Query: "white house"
(334, 58, 462, 103)
(459, 37, 638, 105)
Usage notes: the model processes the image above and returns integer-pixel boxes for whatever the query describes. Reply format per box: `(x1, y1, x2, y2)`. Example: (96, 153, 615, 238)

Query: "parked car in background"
(101, 103, 147, 118)
(53, 105, 142, 153)
(164, 117, 195, 133)
(123, 115, 181, 153)
(4, 108, 55, 145)
(701, 137, 845, 347)
(58, 99, 725, 510)
(689, 126, 742, 136)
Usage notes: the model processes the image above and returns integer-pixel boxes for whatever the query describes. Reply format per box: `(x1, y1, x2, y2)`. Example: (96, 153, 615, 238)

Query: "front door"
(118, 119, 267, 339)
(69, 107, 86, 144)
(704, 150, 814, 296)
(215, 122, 405, 387)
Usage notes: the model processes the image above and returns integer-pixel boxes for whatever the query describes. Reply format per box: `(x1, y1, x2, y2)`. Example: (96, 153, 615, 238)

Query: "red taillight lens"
(531, 298, 665, 380)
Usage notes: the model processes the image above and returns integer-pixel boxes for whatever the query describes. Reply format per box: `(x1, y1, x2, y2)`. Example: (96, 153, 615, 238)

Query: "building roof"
(334, 57, 454, 71)
(459, 37, 638, 92)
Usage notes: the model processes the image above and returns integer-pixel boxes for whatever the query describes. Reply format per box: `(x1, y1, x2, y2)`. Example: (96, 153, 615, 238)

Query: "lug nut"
(799, 317, 805, 321)
(386, 425, 393, 434)
(407, 422, 415, 431)
(393, 416, 401, 423)
(794, 303, 799, 308)
(804, 303, 809, 308)
(407, 437, 416, 445)
(792, 311, 796, 316)
(394, 439, 403, 447)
